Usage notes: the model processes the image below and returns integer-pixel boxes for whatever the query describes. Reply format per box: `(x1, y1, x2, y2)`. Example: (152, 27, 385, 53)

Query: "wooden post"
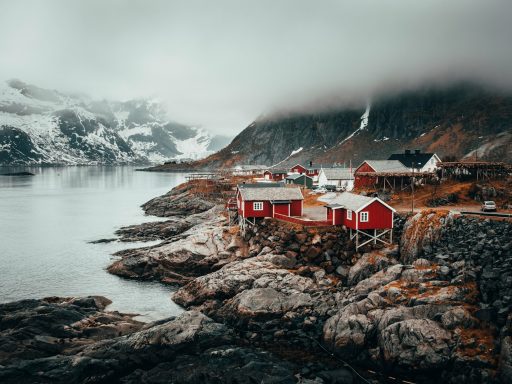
(374, 229, 377, 245)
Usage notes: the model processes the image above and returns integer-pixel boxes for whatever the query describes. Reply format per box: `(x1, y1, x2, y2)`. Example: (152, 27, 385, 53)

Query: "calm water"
(0, 166, 187, 321)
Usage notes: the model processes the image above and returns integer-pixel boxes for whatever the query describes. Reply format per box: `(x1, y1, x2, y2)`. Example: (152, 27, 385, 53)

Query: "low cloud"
(1, 0, 511, 134)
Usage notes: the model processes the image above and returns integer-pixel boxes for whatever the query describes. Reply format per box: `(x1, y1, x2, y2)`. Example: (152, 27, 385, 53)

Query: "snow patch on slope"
(339, 102, 371, 145)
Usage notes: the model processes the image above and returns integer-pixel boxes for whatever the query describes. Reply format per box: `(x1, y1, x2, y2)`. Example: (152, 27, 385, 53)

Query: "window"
(347, 210, 352, 220)
(360, 211, 369, 222)
(253, 202, 264, 211)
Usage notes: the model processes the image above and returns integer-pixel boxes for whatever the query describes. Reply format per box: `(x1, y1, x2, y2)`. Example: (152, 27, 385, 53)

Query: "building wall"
(243, 200, 273, 218)
(354, 163, 376, 189)
(291, 165, 307, 174)
(274, 203, 290, 216)
(326, 207, 333, 223)
(333, 209, 344, 225)
(290, 200, 303, 216)
(356, 201, 393, 230)
(419, 155, 441, 173)
(291, 176, 312, 188)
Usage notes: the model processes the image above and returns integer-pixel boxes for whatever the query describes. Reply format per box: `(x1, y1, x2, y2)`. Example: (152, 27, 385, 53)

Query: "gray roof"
(239, 187, 304, 201)
(360, 160, 410, 173)
(238, 183, 283, 189)
(320, 168, 353, 180)
(286, 173, 312, 180)
(327, 192, 376, 212)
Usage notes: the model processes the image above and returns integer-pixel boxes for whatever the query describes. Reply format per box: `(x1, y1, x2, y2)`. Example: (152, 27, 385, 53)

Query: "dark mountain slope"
(154, 83, 512, 171)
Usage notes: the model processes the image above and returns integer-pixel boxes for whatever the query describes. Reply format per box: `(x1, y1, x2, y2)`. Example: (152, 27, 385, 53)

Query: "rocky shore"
(2, 181, 511, 383)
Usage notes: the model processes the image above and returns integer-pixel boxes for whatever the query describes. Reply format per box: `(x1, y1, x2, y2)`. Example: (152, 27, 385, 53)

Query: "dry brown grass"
(303, 191, 326, 207)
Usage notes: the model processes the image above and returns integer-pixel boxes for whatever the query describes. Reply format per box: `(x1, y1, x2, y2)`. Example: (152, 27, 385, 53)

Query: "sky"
(0, 0, 511, 135)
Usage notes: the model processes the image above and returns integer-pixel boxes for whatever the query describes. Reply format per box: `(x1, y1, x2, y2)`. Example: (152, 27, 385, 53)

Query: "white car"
(481, 201, 497, 212)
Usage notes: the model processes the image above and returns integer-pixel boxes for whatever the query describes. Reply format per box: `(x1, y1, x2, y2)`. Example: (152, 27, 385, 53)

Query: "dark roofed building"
(285, 173, 313, 189)
(388, 149, 441, 172)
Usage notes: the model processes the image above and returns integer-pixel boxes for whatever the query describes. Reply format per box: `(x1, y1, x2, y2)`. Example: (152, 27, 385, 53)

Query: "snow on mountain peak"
(0, 80, 216, 165)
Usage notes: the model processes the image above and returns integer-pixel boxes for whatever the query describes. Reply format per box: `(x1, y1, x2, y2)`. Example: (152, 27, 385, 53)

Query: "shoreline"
(1, 178, 511, 383)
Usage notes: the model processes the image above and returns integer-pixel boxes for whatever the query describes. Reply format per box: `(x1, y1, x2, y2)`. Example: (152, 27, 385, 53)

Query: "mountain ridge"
(0, 79, 228, 166)
(151, 83, 512, 171)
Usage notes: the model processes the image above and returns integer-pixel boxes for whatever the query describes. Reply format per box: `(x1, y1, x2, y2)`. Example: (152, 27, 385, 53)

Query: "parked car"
(481, 201, 497, 212)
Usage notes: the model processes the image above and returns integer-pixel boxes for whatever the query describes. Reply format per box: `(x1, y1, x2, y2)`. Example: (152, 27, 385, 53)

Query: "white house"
(318, 168, 354, 191)
(388, 150, 441, 173)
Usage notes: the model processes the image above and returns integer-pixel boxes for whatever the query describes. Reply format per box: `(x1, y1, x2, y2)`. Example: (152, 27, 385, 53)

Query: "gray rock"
(379, 319, 452, 369)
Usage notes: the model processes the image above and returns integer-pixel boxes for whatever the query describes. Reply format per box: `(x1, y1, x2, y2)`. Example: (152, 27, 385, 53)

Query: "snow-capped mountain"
(0, 79, 220, 165)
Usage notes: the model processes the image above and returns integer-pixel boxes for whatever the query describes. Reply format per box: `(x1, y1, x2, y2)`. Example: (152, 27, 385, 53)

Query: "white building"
(318, 168, 354, 191)
(388, 150, 441, 173)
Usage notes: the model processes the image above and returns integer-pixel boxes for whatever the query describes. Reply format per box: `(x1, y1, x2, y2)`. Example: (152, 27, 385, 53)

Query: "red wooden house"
(290, 163, 320, 177)
(263, 169, 288, 181)
(237, 186, 304, 220)
(353, 160, 410, 189)
(324, 192, 396, 249)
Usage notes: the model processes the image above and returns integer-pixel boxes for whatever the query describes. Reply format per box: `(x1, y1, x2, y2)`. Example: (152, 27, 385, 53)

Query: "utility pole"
(411, 163, 416, 214)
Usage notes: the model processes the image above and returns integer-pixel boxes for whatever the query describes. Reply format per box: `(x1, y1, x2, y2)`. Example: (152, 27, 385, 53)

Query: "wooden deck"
(273, 213, 332, 227)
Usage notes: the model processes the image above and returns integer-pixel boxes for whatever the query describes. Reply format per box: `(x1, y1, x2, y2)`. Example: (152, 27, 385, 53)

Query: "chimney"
(309, 160, 313, 167)
(415, 149, 421, 154)
(405, 149, 411, 155)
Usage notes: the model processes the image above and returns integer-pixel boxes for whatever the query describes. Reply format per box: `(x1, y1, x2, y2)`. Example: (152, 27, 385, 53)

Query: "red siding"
(290, 200, 302, 216)
(243, 200, 273, 218)
(333, 209, 344, 225)
(357, 200, 393, 230)
(355, 162, 375, 173)
(354, 162, 377, 189)
(274, 204, 290, 216)
(240, 198, 303, 219)
(273, 173, 286, 181)
(291, 165, 307, 174)
(326, 207, 333, 223)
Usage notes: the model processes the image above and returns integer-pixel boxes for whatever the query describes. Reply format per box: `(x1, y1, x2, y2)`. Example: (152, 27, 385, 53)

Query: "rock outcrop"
(0, 300, 354, 384)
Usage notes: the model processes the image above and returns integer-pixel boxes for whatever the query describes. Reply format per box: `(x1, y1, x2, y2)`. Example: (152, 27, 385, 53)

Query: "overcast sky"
(1, 0, 511, 135)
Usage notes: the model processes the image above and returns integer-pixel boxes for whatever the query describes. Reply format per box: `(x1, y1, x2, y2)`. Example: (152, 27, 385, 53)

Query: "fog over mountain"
(1, 0, 511, 136)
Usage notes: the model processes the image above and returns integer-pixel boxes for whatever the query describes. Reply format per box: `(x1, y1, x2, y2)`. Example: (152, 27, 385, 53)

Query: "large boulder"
(400, 210, 454, 264)
(347, 249, 397, 286)
(218, 287, 313, 320)
(0, 311, 233, 384)
(0, 296, 142, 365)
(173, 255, 321, 308)
(108, 214, 238, 285)
(379, 319, 453, 370)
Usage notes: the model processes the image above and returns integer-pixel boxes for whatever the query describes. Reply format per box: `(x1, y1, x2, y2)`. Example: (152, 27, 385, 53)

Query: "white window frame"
(253, 202, 264, 211)
(360, 211, 369, 222)
(347, 210, 352, 220)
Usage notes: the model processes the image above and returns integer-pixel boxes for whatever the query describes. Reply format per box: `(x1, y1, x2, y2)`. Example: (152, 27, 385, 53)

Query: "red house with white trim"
(290, 163, 320, 177)
(237, 186, 304, 219)
(324, 192, 396, 249)
(263, 169, 288, 181)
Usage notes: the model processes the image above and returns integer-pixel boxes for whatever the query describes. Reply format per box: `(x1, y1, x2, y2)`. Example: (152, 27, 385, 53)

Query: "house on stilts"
(324, 192, 396, 250)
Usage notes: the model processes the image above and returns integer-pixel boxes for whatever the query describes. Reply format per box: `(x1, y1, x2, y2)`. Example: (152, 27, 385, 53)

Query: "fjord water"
(0, 166, 186, 321)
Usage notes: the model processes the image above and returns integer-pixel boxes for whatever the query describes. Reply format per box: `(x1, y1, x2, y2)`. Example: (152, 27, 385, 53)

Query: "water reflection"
(0, 166, 187, 321)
